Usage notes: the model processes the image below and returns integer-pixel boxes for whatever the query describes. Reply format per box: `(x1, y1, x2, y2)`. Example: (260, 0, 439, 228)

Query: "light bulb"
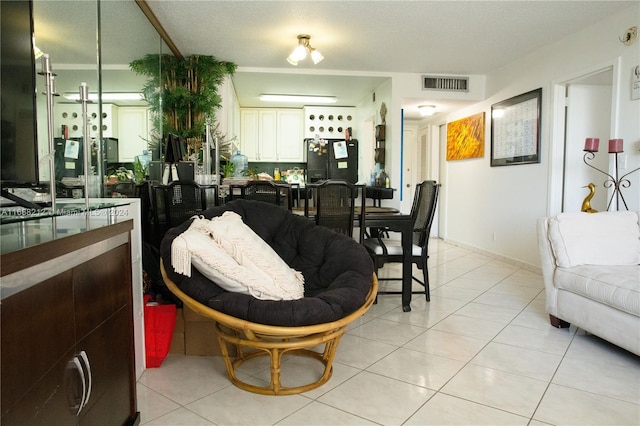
(290, 45, 307, 61)
(310, 49, 324, 64)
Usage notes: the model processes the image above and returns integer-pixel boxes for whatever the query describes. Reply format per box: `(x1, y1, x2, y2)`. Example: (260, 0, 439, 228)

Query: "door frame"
(548, 57, 621, 215)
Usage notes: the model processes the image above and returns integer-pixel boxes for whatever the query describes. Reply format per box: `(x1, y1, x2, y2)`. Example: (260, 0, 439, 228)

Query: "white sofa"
(537, 211, 640, 356)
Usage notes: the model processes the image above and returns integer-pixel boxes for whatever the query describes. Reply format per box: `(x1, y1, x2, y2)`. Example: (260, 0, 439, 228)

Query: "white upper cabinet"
(240, 109, 259, 159)
(276, 109, 304, 162)
(54, 103, 118, 139)
(240, 108, 303, 162)
(303, 106, 355, 139)
(117, 107, 150, 163)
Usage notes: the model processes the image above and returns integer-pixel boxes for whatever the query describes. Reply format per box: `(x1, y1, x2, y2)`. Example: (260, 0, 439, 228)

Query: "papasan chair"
(160, 199, 377, 395)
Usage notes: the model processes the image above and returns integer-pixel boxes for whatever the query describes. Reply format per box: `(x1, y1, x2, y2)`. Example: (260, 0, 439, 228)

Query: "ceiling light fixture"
(287, 34, 324, 66)
(418, 105, 436, 116)
(259, 94, 336, 104)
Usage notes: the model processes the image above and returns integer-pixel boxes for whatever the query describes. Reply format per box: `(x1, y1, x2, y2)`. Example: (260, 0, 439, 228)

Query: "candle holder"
(582, 146, 639, 211)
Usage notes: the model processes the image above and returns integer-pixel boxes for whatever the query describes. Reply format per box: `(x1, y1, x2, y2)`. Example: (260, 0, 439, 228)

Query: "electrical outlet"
(493, 232, 497, 241)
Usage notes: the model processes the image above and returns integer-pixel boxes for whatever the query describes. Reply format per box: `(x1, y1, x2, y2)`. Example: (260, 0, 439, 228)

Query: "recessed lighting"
(259, 94, 336, 104)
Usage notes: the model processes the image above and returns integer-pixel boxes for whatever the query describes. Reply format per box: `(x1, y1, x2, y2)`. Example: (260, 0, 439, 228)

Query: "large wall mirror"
(33, 0, 168, 197)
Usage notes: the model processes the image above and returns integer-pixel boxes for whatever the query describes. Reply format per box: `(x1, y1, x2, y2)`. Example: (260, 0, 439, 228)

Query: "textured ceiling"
(147, 1, 628, 74)
(34, 1, 636, 117)
(145, 0, 634, 117)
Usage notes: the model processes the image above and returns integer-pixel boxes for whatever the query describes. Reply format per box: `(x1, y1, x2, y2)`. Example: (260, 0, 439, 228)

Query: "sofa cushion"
(160, 199, 374, 326)
(548, 212, 640, 267)
(554, 265, 640, 316)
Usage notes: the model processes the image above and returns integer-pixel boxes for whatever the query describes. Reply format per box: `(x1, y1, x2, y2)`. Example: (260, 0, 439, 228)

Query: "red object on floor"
(144, 295, 177, 368)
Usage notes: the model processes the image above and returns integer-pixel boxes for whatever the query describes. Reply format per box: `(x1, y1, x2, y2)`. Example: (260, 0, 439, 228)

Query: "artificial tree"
(129, 54, 236, 159)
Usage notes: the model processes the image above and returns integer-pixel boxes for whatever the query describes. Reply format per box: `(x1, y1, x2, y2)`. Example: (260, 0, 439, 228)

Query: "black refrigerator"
(54, 137, 107, 178)
(305, 138, 358, 184)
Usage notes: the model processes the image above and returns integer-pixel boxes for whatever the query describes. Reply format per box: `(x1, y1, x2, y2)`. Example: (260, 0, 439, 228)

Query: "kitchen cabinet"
(242, 109, 277, 161)
(1, 211, 139, 425)
(117, 107, 150, 163)
(303, 106, 356, 139)
(277, 109, 304, 162)
(240, 108, 303, 162)
(55, 104, 119, 139)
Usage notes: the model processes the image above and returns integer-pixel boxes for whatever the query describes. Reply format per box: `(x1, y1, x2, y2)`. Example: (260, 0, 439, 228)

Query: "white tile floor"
(137, 239, 640, 425)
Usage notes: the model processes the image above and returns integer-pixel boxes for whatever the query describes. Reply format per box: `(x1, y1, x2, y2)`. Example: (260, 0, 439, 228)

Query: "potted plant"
(133, 157, 148, 184)
(130, 54, 237, 156)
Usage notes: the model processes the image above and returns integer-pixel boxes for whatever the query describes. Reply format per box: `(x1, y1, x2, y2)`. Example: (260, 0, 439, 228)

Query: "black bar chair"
(362, 180, 440, 302)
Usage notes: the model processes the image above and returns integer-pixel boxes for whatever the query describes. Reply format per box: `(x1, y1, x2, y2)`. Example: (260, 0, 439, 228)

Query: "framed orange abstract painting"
(446, 112, 485, 161)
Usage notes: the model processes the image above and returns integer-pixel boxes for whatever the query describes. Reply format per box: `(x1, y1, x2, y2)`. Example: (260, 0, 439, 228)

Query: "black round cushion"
(160, 199, 374, 326)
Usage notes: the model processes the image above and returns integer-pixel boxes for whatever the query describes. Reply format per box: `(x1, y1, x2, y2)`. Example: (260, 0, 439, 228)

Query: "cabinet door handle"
(67, 357, 86, 416)
(78, 350, 92, 408)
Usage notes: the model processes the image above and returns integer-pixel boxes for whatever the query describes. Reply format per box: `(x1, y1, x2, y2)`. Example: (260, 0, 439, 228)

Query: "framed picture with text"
(490, 88, 542, 167)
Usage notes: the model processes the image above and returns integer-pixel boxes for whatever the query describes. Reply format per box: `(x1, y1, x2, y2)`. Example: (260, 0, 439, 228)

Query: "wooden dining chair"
(362, 180, 440, 302)
(309, 180, 358, 237)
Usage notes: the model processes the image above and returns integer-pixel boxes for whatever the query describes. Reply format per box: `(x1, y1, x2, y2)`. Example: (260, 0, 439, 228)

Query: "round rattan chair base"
(226, 346, 335, 395)
(160, 261, 377, 395)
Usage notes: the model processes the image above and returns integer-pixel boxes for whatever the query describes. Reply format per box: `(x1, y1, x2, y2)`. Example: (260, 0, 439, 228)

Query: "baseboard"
(436, 237, 541, 274)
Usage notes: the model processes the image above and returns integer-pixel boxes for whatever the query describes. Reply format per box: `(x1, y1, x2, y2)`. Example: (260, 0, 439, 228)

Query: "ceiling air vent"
(422, 75, 469, 92)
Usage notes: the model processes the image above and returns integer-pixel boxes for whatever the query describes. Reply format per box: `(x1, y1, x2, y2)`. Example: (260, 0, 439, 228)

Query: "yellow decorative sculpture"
(581, 183, 598, 213)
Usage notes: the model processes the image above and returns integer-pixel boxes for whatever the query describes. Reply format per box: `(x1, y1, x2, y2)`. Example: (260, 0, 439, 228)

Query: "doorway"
(550, 64, 617, 214)
(418, 124, 440, 237)
(563, 77, 612, 212)
(402, 124, 418, 212)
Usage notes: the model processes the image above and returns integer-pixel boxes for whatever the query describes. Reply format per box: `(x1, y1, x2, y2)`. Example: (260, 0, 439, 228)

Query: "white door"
(419, 124, 440, 237)
(401, 125, 418, 213)
(438, 123, 447, 238)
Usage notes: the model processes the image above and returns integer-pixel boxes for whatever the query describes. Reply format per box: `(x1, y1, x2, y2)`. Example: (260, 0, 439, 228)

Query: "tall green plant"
(130, 54, 236, 139)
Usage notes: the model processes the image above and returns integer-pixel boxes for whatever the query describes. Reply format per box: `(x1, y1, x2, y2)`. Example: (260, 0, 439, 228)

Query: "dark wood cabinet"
(1, 222, 138, 425)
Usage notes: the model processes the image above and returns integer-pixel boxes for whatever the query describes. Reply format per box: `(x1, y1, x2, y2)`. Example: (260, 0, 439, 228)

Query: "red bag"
(144, 295, 177, 368)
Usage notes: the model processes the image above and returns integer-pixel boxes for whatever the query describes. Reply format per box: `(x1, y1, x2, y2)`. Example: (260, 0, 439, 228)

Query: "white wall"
(432, 4, 639, 268)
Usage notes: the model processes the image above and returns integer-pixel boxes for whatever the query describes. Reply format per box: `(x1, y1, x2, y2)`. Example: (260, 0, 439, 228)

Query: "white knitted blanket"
(171, 212, 304, 301)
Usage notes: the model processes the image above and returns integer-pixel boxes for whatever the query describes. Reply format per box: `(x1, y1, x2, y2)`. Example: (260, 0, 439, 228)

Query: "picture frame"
(446, 112, 485, 161)
(490, 88, 541, 167)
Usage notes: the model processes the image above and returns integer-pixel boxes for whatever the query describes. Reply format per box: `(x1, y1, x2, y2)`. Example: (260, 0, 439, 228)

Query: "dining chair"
(152, 180, 207, 240)
(362, 180, 440, 302)
(308, 180, 357, 237)
(230, 180, 292, 210)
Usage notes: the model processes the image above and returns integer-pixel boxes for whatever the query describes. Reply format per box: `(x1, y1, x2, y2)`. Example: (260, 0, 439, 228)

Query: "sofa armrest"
(537, 218, 559, 316)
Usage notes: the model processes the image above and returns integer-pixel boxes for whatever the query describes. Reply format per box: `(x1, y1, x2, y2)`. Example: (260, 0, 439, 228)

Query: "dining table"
(294, 204, 416, 312)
